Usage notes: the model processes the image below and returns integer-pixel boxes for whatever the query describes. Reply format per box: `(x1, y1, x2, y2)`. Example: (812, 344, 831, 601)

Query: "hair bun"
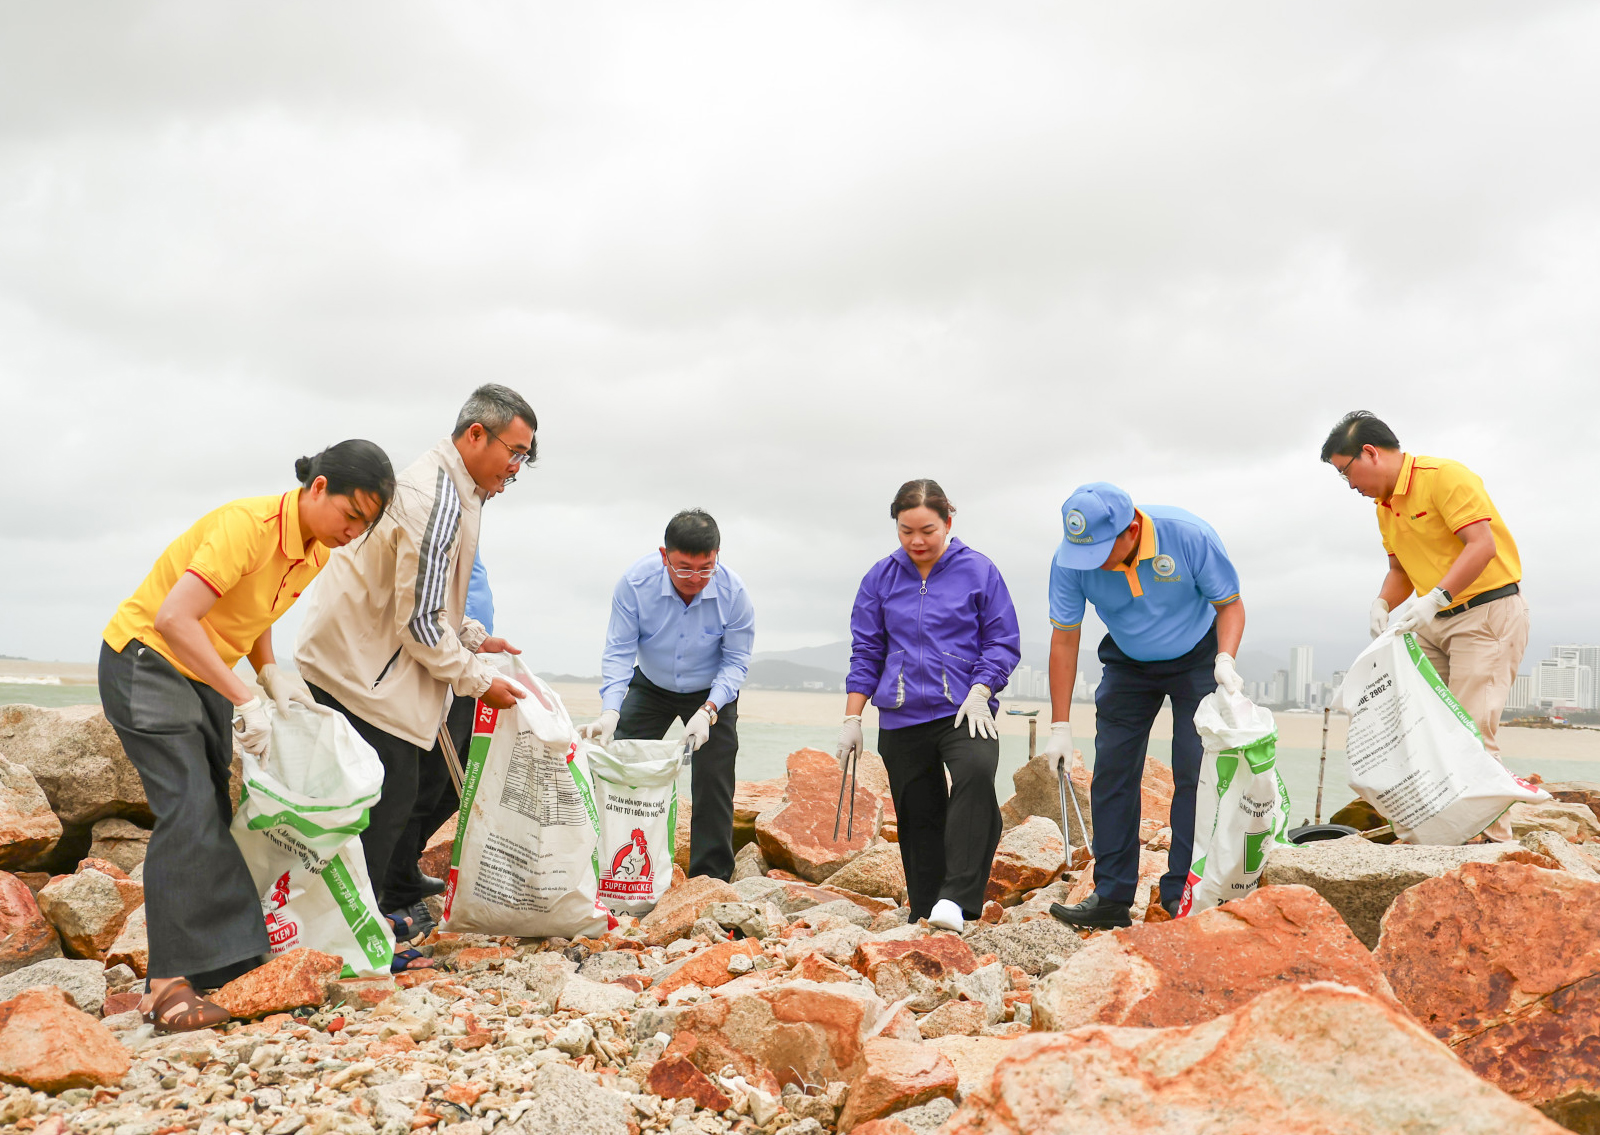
(294, 455, 314, 483)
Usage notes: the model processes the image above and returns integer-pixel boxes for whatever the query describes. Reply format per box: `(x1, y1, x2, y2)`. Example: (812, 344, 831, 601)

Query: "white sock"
(928, 899, 964, 931)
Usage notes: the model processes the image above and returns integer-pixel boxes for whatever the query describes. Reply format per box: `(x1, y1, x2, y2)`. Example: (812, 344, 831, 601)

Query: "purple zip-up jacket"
(847, 538, 1022, 730)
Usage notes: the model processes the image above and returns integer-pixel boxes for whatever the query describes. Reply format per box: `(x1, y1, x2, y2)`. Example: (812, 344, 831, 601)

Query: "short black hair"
(664, 509, 720, 555)
(1320, 411, 1401, 463)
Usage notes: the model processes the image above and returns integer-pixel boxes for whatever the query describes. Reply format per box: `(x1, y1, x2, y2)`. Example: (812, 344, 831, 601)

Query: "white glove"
(1041, 721, 1072, 766)
(837, 715, 863, 771)
(953, 684, 998, 740)
(1213, 652, 1244, 697)
(1369, 597, 1391, 639)
(683, 707, 712, 753)
(233, 696, 272, 756)
(1391, 588, 1450, 635)
(578, 709, 619, 747)
(257, 663, 314, 713)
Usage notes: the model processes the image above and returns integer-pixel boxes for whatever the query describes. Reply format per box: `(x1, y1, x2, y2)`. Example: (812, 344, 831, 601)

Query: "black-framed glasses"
(666, 560, 718, 580)
(1332, 454, 1357, 483)
(484, 428, 533, 467)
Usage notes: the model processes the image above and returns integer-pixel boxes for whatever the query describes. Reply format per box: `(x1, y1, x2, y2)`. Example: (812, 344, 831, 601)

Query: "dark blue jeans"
(1091, 626, 1216, 906)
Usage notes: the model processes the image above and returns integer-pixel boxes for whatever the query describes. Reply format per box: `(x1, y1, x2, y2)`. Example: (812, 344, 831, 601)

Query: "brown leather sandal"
(143, 978, 231, 1033)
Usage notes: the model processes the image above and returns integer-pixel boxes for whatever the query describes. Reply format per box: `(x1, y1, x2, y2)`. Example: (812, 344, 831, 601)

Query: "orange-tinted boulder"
(663, 979, 886, 1093)
(35, 869, 141, 961)
(638, 873, 741, 947)
(211, 948, 342, 1019)
(945, 984, 1565, 1135)
(418, 816, 457, 881)
(1376, 860, 1600, 1127)
(984, 817, 1066, 907)
(733, 777, 788, 851)
(1033, 884, 1395, 1032)
(646, 1054, 732, 1111)
(0, 986, 130, 1091)
(651, 938, 762, 999)
(852, 934, 978, 981)
(0, 871, 62, 978)
(0, 757, 62, 870)
(756, 749, 883, 883)
(837, 1038, 959, 1131)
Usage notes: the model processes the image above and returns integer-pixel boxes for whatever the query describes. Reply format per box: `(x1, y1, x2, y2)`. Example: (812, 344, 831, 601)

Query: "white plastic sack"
(442, 657, 615, 938)
(1178, 689, 1292, 917)
(231, 703, 395, 977)
(584, 739, 685, 916)
(1337, 620, 1548, 844)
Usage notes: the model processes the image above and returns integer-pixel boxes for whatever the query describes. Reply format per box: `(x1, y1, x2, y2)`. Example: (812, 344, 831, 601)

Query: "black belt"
(1438, 581, 1519, 619)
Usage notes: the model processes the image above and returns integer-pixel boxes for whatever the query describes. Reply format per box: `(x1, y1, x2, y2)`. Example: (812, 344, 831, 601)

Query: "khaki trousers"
(1411, 592, 1530, 840)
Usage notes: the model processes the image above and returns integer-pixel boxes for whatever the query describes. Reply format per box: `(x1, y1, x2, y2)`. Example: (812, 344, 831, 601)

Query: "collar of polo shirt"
(1111, 508, 1158, 598)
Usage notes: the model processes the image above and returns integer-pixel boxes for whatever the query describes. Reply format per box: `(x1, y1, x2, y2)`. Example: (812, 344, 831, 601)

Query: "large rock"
(1507, 800, 1600, 842)
(946, 984, 1566, 1134)
(517, 1062, 628, 1135)
(999, 751, 1091, 844)
(731, 841, 770, 882)
(984, 817, 1067, 907)
(0, 756, 61, 870)
(663, 978, 887, 1094)
(85, 818, 150, 875)
(838, 1037, 960, 1131)
(638, 873, 741, 947)
(1259, 834, 1550, 948)
(0, 704, 151, 828)
(853, 934, 979, 981)
(0, 986, 130, 1092)
(1542, 781, 1600, 825)
(35, 868, 141, 961)
(1521, 830, 1600, 880)
(756, 749, 883, 883)
(962, 920, 1084, 977)
(921, 1035, 1018, 1100)
(1032, 884, 1396, 1032)
(644, 1054, 732, 1112)
(211, 948, 342, 1019)
(824, 841, 907, 904)
(0, 871, 62, 977)
(104, 903, 148, 978)
(733, 777, 788, 851)
(0, 958, 107, 1016)
(1375, 860, 1600, 1128)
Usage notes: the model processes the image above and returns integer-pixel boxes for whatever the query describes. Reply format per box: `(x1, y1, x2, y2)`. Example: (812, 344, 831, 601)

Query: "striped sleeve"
(407, 468, 462, 647)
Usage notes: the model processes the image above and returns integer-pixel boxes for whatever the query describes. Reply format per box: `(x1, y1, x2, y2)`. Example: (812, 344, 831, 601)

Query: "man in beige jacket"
(297, 385, 536, 940)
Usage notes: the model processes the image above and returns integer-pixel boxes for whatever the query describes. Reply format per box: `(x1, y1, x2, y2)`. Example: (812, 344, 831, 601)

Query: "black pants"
(308, 683, 423, 911)
(383, 694, 475, 908)
(877, 714, 1002, 920)
(1091, 626, 1215, 906)
(98, 640, 266, 988)
(616, 667, 739, 881)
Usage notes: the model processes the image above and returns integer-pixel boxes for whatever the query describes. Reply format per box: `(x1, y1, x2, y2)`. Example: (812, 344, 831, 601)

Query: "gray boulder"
(0, 956, 107, 1015)
(1260, 835, 1541, 948)
(517, 1062, 628, 1135)
(0, 704, 150, 828)
(964, 918, 1085, 975)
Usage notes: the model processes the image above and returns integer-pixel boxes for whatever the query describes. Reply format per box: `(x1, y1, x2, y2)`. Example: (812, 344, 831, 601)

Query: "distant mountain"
(754, 642, 853, 671)
(744, 659, 845, 692)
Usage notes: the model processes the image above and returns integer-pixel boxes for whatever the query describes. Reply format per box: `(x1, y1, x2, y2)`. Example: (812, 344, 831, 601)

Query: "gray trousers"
(98, 640, 267, 986)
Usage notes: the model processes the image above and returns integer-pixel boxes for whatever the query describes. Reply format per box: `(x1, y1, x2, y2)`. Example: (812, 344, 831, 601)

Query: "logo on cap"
(1153, 554, 1176, 578)
(1065, 509, 1089, 542)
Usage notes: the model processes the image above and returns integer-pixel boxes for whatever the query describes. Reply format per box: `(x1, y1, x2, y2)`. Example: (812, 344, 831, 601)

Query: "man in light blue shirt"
(579, 509, 755, 881)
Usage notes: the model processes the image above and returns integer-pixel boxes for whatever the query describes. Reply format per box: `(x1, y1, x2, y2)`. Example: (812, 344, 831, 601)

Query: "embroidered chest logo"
(1152, 554, 1178, 579)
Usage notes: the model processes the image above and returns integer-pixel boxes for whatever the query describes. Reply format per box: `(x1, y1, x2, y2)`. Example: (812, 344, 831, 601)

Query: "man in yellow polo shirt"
(1321, 411, 1528, 840)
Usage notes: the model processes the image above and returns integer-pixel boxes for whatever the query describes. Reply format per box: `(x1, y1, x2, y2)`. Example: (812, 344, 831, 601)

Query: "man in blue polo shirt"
(579, 509, 755, 881)
(1043, 483, 1245, 928)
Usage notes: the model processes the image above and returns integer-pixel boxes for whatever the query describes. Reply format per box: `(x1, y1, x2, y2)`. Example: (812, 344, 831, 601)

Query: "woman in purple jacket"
(837, 479, 1021, 932)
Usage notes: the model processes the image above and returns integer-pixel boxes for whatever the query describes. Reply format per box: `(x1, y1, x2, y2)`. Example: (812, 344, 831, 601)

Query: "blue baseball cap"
(1054, 482, 1136, 569)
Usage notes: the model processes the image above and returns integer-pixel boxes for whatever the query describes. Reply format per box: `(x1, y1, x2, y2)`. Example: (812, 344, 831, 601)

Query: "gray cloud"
(3, 1, 1597, 680)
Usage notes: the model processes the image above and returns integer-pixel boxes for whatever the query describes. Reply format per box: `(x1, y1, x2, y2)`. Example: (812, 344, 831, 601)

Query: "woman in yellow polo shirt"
(99, 440, 394, 1032)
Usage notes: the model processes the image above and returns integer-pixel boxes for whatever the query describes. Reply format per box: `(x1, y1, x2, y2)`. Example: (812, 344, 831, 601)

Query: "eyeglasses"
(666, 561, 718, 580)
(484, 428, 533, 467)
(1332, 454, 1357, 483)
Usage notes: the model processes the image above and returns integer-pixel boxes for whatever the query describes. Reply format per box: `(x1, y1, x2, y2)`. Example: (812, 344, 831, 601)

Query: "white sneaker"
(928, 899, 965, 933)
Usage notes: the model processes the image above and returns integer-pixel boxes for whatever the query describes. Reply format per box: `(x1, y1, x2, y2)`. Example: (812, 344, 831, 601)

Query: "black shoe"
(1162, 897, 1181, 918)
(1050, 894, 1132, 929)
(418, 874, 448, 898)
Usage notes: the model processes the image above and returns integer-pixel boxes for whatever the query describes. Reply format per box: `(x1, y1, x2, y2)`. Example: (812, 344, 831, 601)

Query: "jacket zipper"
(917, 575, 928, 709)
(372, 647, 403, 690)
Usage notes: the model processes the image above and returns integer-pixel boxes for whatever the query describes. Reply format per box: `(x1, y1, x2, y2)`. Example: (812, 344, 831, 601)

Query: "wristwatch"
(701, 701, 718, 726)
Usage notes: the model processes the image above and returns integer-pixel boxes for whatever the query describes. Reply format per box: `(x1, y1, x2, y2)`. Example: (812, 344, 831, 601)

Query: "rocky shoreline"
(4, 702, 1600, 1133)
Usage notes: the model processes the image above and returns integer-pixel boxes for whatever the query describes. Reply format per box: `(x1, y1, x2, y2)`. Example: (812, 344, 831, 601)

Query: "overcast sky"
(3, 2, 1597, 683)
